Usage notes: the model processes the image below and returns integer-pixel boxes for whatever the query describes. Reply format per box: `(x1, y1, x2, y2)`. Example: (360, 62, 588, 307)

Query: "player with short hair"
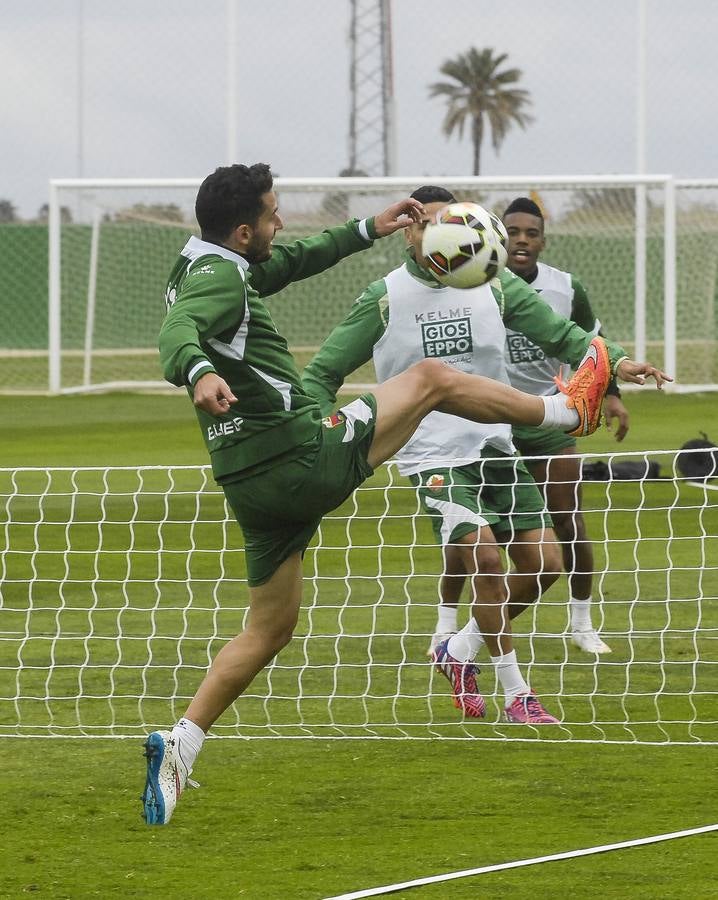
(143, 164, 668, 825)
(302, 184, 667, 728)
(502, 196, 627, 653)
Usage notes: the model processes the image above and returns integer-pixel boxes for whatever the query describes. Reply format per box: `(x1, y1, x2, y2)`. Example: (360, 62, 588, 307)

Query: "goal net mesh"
(1, 453, 716, 743)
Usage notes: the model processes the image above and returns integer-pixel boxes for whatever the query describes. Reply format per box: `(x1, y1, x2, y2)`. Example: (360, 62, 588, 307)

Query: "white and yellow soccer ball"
(422, 201, 508, 289)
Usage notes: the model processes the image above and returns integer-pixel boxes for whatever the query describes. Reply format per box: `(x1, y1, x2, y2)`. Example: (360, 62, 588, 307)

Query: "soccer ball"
(422, 202, 508, 289)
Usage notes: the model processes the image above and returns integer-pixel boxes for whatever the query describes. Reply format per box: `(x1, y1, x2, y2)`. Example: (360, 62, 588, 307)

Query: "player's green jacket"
(302, 251, 628, 415)
(159, 220, 377, 480)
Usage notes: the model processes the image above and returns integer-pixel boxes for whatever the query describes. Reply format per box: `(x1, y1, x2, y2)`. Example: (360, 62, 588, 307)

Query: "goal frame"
(46, 173, 713, 395)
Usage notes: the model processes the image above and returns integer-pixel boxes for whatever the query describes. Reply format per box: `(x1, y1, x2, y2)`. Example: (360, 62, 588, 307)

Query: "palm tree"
(429, 47, 533, 175)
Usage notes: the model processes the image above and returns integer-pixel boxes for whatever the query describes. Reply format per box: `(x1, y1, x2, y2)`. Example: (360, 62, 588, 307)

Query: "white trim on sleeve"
(187, 360, 214, 384)
(358, 219, 371, 242)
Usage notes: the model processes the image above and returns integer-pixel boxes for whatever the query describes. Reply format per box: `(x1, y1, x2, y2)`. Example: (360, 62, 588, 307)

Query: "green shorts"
(222, 395, 377, 586)
(410, 449, 551, 545)
(512, 423, 576, 458)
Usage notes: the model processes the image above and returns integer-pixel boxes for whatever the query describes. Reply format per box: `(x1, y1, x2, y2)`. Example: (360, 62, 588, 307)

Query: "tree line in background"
(0, 202, 186, 225)
(0, 200, 76, 224)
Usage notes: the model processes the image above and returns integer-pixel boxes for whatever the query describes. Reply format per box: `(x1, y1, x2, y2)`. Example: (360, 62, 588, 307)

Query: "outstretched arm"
(615, 358, 672, 389)
(500, 270, 669, 385)
(250, 198, 425, 297)
(499, 269, 626, 371)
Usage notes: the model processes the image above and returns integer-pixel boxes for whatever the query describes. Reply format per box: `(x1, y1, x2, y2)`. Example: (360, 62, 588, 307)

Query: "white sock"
(447, 618, 485, 661)
(540, 394, 580, 430)
(490, 650, 530, 703)
(172, 717, 205, 772)
(570, 597, 593, 632)
(436, 604, 458, 633)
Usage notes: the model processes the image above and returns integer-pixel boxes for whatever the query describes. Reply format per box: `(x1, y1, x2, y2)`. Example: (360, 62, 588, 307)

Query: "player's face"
(405, 201, 448, 269)
(503, 211, 545, 279)
(245, 191, 283, 263)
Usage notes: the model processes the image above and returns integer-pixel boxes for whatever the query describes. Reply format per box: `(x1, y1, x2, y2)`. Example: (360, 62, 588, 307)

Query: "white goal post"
(32, 174, 718, 395)
(1, 450, 716, 743)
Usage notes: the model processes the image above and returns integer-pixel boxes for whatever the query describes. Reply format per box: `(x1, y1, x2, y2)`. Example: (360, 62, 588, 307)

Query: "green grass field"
(1, 390, 717, 898)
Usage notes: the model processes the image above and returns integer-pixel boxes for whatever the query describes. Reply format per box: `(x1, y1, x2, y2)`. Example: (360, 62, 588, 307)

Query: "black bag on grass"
(675, 433, 718, 480)
(582, 458, 662, 481)
(609, 459, 662, 480)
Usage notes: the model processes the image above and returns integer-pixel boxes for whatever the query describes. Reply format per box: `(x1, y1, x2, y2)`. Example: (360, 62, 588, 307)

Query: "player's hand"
(603, 395, 630, 442)
(373, 198, 425, 237)
(616, 359, 672, 389)
(193, 372, 238, 415)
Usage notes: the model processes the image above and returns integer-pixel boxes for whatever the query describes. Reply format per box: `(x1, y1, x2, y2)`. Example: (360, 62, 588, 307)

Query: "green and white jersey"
(302, 253, 628, 477)
(504, 262, 599, 396)
(159, 219, 376, 480)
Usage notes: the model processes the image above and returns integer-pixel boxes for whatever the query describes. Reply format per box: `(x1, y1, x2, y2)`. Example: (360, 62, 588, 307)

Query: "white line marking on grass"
(324, 823, 718, 899)
(687, 480, 718, 491)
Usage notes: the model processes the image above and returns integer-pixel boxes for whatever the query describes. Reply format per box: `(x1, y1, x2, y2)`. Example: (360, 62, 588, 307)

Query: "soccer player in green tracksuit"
(502, 196, 630, 655)
(143, 164, 668, 826)
(301, 185, 660, 728)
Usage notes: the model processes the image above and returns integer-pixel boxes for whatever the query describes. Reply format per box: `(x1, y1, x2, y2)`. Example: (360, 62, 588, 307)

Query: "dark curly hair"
(195, 163, 274, 241)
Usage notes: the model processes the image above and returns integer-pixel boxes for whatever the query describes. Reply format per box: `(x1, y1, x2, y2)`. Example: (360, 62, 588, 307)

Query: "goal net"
(1, 451, 716, 743)
(2, 175, 716, 394)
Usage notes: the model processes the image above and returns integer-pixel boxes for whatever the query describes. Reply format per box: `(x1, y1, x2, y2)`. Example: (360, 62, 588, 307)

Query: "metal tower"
(347, 0, 396, 176)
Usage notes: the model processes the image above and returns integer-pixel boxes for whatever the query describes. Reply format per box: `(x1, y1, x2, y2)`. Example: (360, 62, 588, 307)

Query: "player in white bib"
(502, 197, 630, 654)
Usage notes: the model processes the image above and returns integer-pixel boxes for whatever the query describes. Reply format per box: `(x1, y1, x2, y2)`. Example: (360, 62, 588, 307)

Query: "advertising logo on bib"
(507, 333, 546, 364)
(422, 317, 473, 358)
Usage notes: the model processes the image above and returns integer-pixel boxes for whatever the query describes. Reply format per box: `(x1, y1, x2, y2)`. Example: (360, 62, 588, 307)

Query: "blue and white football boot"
(141, 730, 197, 825)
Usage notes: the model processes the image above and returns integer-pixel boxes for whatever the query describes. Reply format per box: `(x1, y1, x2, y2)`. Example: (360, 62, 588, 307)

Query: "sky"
(1, 0, 716, 219)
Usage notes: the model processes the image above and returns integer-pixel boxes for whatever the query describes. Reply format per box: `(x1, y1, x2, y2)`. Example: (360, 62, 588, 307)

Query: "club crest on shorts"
(425, 473, 445, 491)
(322, 412, 346, 429)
